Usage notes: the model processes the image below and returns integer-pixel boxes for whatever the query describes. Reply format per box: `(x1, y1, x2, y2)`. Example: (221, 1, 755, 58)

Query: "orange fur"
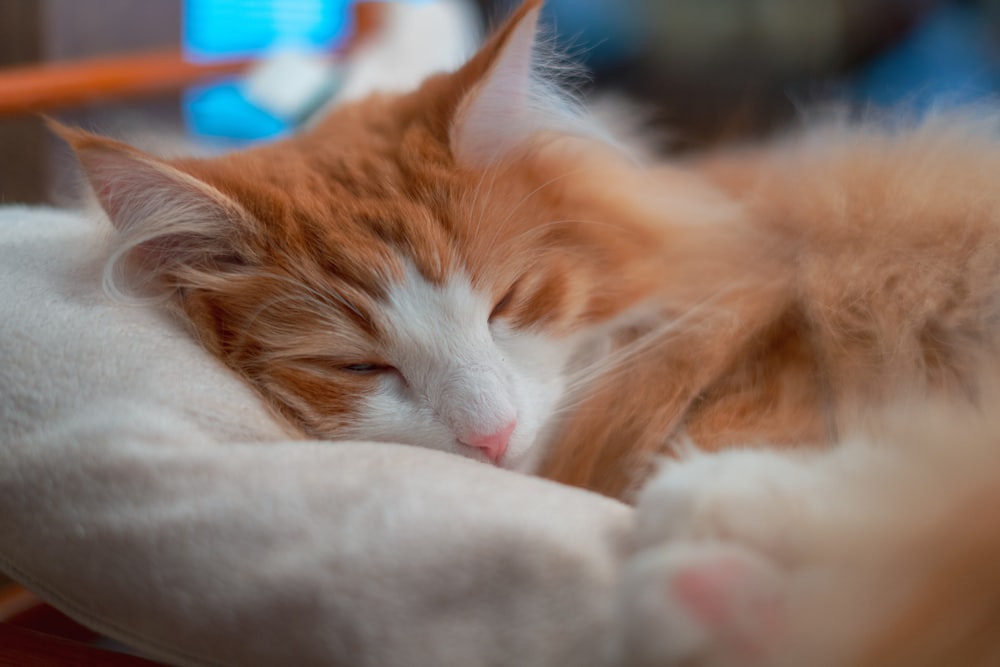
(540, 114, 1000, 498)
(54, 2, 679, 451)
(859, 481, 1000, 666)
(799, 413, 1000, 666)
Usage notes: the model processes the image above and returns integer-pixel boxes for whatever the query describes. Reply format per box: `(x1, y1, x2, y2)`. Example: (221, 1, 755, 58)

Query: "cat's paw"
(611, 542, 786, 667)
(634, 448, 819, 562)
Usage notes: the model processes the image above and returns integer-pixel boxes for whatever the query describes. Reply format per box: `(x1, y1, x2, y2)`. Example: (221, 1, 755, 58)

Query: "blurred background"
(1, 0, 999, 205)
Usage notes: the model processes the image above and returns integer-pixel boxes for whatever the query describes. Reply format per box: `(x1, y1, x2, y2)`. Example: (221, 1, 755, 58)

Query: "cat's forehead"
(191, 95, 556, 302)
(287, 99, 550, 275)
(192, 167, 456, 293)
(310, 196, 461, 290)
(370, 261, 490, 357)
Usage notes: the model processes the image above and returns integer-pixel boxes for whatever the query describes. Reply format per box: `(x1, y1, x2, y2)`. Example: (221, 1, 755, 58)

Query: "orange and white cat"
(56, 0, 727, 477)
(56, 0, 1000, 662)
(58, 0, 1000, 501)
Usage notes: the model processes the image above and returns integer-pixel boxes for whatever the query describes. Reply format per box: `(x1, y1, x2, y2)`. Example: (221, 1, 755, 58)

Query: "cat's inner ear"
(52, 122, 254, 276)
(449, 0, 544, 167)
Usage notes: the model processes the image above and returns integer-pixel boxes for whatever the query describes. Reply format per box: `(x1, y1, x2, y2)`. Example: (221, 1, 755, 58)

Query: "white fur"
(349, 263, 572, 469)
(634, 447, 832, 556)
(613, 542, 785, 667)
(614, 446, 859, 667)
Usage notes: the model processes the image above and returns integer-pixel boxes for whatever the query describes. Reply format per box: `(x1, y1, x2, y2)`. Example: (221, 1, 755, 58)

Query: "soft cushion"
(0, 206, 632, 666)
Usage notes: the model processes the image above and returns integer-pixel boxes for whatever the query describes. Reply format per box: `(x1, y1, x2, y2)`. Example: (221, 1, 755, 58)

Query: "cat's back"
(694, 114, 1000, 402)
(697, 114, 1000, 273)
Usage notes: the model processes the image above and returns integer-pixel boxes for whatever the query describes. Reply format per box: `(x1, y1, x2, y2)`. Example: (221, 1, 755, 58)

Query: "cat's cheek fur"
(341, 341, 568, 468)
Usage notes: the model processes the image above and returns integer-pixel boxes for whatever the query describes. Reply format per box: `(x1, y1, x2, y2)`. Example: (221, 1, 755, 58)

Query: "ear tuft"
(52, 122, 255, 295)
(449, 0, 601, 167)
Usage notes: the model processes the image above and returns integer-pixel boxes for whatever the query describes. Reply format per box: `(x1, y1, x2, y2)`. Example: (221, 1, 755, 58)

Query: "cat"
(56, 0, 1000, 503)
(54, 1, 1000, 662)
(613, 399, 1000, 666)
(54, 0, 730, 478)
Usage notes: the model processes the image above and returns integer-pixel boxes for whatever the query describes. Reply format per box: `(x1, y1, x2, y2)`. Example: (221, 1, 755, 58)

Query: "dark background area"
(480, 0, 1000, 148)
(0, 0, 183, 204)
(2, 0, 1000, 204)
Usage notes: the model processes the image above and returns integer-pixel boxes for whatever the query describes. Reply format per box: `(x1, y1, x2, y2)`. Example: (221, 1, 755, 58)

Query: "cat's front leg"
(634, 447, 826, 559)
(609, 446, 829, 666)
(611, 541, 787, 667)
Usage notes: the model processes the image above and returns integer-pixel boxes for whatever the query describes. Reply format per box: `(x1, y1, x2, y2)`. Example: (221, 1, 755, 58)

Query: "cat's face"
(61, 0, 656, 468)
(166, 108, 595, 468)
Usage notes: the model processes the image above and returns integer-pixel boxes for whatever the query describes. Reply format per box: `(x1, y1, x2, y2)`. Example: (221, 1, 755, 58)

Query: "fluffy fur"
(55, 0, 731, 474)
(54, 2, 1000, 480)
(54, 0, 1000, 489)
(615, 403, 1000, 666)
(57, 2, 1000, 497)
(542, 110, 1000, 496)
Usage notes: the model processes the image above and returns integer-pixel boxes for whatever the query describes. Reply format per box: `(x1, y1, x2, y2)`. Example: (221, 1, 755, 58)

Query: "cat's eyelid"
(489, 285, 517, 322)
(338, 362, 395, 374)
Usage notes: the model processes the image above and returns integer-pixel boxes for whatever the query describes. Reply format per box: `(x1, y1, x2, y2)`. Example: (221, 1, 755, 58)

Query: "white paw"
(634, 448, 822, 564)
(611, 542, 786, 667)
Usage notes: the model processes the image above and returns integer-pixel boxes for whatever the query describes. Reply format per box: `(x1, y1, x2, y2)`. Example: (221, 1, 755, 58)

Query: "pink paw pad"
(670, 553, 786, 658)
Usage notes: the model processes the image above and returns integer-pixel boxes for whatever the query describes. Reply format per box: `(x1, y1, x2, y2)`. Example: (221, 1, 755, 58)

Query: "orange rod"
(0, 49, 251, 115)
(0, 2, 385, 116)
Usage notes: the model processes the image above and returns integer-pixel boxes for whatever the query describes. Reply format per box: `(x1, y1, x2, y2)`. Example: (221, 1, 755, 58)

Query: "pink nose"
(461, 421, 515, 463)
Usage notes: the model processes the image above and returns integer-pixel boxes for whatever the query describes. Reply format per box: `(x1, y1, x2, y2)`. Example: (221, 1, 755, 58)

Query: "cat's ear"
(51, 121, 254, 278)
(449, 0, 560, 166)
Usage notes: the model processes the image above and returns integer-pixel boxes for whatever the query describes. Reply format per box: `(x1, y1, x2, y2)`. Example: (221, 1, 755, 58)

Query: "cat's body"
(542, 112, 1000, 496)
(60, 0, 1000, 495)
(56, 0, 1000, 662)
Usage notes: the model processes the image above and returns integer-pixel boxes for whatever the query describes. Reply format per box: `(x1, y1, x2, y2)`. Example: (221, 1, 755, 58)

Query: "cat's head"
(57, 0, 660, 469)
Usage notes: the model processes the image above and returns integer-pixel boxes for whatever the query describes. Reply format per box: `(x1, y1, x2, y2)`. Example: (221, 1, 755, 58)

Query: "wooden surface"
(0, 584, 165, 666)
(0, 625, 162, 667)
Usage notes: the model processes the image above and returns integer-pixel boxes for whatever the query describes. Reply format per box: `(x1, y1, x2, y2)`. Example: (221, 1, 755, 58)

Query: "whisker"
(502, 217, 625, 249)
(207, 270, 368, 361)
(557, 281, 768, 407)
(481, 164, 609, 253)
(469, 162, 504, 241)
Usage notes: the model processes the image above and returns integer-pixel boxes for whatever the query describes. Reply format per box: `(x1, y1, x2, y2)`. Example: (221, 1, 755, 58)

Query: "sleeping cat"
(55, 1, 1000, 662)
(58, 0, 1000, 502)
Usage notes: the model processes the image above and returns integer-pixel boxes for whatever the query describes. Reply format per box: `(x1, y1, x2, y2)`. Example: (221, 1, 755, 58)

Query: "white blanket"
(0, 206, 633, 666)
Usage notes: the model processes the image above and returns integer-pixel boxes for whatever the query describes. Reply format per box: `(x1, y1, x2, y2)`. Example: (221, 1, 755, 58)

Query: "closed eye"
(489, 285, 517, 322)
(339, 362, 395, 374)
